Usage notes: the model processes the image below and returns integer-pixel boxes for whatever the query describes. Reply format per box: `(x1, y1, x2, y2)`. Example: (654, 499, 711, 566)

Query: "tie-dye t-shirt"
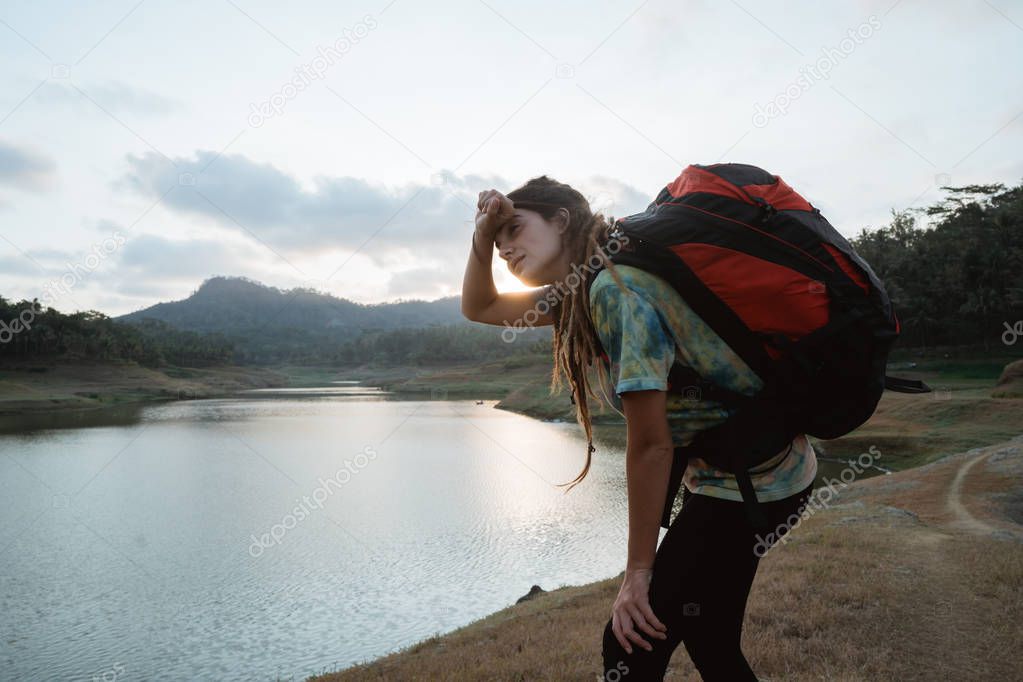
(585, 264, 818, 503)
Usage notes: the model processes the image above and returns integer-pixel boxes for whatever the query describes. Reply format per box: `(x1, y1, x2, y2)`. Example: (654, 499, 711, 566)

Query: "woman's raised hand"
(475, 189, 516, 242)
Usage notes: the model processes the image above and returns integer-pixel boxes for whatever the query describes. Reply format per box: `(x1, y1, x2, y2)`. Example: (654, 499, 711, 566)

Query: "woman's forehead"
(494, 213, 526, 248)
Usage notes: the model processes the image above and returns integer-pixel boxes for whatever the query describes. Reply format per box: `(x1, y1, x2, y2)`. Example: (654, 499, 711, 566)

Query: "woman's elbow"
(627, 442, 674, 461)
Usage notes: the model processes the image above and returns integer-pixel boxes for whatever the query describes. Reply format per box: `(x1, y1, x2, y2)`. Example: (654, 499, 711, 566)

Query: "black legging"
(601, 481, 815, 681)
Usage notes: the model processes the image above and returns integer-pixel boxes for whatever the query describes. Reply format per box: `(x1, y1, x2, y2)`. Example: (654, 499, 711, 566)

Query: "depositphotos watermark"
(1003, 320, 1023, 345)
(596, 661, 630, 682)
(0, 300, 42, 345)
(90, 662, 126, 682)
(753, 445, 882, 558)
(501, 230, 631, 343)
(1, 231, 127, 345)
(248, 15, 378, 128)
(752, 15, 882, 128)
(41, 230, 127, 301)
(248, 446, 378, 557)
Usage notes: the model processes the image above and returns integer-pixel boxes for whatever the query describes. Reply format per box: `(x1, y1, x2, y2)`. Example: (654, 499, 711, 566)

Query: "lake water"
(0, 387, 634, 681)
(0, 385, 877, 681)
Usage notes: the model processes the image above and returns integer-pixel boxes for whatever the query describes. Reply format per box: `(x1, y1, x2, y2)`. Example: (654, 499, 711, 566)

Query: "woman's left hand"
(610, 568, 668, 654)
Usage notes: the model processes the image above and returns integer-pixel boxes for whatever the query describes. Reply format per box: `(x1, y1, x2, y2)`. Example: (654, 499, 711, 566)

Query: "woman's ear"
(556, 207, 571, 234)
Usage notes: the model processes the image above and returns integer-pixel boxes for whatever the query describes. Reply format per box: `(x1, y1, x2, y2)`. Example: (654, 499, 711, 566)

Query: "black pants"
(601, 482, 814, 681)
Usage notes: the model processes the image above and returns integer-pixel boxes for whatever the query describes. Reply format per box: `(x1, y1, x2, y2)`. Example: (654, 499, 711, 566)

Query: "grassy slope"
(4, 351, 1022, 679)
(302, 352, 1023, 681)
(306, 437, 1023, 682)
(348, 352, 1023, 473)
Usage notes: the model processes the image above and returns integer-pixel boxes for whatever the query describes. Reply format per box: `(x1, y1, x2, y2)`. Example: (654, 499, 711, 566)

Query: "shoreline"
(305, 433, 1023, 681)
(309, 357, 1023, 680)
(0, 358, 293, 417)
(3, 352, 1018, 425)
(0, 356, 581, 418)
(4, 355, 1022, 679)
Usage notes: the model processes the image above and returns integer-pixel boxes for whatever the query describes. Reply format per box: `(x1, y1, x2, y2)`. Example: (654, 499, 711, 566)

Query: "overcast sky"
(1, 0, 1021, 316)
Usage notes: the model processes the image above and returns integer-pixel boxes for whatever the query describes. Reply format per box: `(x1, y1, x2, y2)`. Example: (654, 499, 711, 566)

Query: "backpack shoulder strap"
(609, 233, 779, 386)
(884, 375, 932, 393)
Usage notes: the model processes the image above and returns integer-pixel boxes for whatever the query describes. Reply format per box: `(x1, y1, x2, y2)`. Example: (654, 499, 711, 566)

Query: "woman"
(461, 176, 817, 681)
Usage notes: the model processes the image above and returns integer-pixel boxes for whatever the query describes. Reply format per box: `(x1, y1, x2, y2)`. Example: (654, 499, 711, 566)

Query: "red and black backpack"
(577, 163, 929, 531)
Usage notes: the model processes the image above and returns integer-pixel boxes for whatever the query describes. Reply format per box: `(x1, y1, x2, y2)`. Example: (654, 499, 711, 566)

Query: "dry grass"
(310, 437, 1023, 682)
(997, 359, 1023, 386)
(808, 368, 1023, 470)
(994, 359, 1023, 398)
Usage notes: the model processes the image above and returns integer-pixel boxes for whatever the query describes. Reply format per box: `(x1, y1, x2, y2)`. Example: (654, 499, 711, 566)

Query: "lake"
(0, 386, 633, 681)
(0, 384, 877, 681)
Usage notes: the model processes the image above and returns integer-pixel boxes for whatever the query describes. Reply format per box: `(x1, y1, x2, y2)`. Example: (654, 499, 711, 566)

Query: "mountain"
(114, 276, 467, 336)
(109, 276, 481, 365)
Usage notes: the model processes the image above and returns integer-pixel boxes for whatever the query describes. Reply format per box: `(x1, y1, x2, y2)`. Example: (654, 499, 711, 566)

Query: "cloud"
(0, 140, 57, 191)
(0, 220, 303, 314)
(117, 150, 500, 268)
(114, 232, 264, 280)
(0, 255, 41, 277)
(580, 174, 655, 218)
(50, 231, 272, 301)
(385, 266, 454, 299)
(24, 247, 75, 264)
(36, 80, 180, 117)
(118, 150, 653, 270)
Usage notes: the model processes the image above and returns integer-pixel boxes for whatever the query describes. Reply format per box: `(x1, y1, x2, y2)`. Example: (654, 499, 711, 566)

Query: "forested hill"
(113, 276, 466, 335)
(103, 276, 525, 365)
(0, 273, 551, 367)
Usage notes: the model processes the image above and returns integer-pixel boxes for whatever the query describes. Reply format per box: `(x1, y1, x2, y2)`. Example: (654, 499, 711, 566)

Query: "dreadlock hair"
(506, 175, 631, 495)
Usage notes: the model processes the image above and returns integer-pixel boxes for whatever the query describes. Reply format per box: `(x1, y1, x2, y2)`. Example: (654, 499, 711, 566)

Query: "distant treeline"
(850, 182, 1023, 350)
(0, 306, 233, 366)
(2, 180, 1021, 368)
(0, 293, 549, 367)
(330, 324, 553, 365)
(218, 320, 551, 366)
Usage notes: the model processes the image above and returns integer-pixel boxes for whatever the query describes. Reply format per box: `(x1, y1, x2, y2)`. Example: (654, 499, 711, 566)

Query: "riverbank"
(0, 359, 291, 416)
(307, 434, 1023, 681)
(6, 352, 1022, 679)
(338, 352, 1023, 472)
(327, 354, 593, 423)
(3, 353, 1022, 473)
(0, 352, 593, 425)
(299, 353, 1023, 680)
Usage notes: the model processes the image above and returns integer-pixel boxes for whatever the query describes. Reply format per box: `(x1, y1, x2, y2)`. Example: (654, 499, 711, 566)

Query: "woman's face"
(494, 208, 570, 286)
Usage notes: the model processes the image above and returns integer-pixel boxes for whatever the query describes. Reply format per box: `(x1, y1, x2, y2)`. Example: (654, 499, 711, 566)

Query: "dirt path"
(947, 451, 997, 534)
(943, 440, 1023, 539)
(847, 435, 1023, 536)
(797, 435, 1023, 681)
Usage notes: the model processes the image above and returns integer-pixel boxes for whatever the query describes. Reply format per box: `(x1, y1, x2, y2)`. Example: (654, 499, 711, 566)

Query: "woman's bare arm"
(609, 387, 674, 653)
(461, 192, 554, 327)
(460, 239, 555, 327)
(621, 389, 674, 570)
